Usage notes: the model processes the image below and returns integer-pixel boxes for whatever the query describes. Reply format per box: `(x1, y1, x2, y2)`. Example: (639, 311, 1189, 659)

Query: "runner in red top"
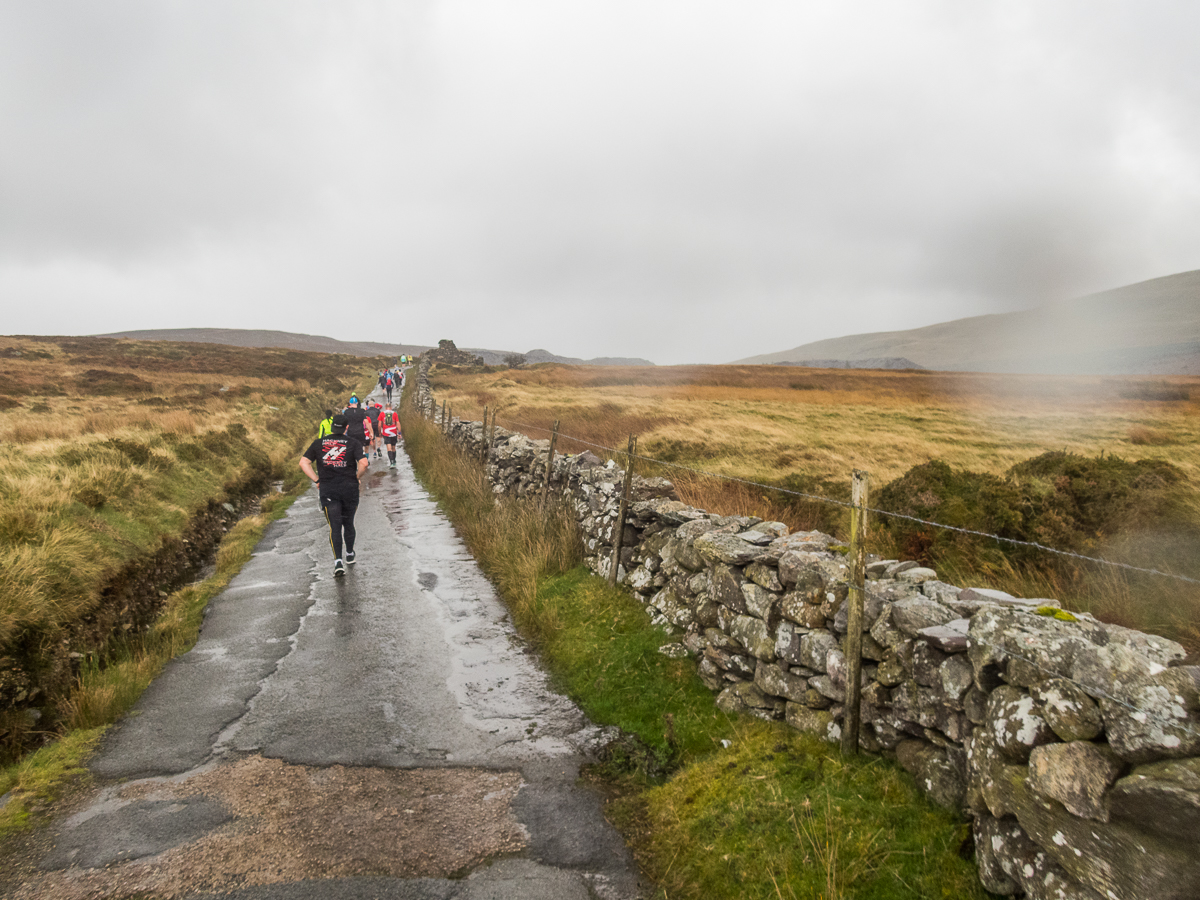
(377, 404, 402, 468)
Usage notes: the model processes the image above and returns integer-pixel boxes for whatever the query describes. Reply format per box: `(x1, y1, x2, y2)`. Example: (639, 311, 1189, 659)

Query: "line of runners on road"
(302, 364, 408, 577)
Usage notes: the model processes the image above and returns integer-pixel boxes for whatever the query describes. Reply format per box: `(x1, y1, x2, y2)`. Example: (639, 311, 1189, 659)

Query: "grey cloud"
(2, 1, 1200, 364)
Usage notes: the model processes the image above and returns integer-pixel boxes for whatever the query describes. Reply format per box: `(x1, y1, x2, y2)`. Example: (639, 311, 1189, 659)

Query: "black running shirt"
(342, 407, 372, 443)
(303, 434, 364, 490)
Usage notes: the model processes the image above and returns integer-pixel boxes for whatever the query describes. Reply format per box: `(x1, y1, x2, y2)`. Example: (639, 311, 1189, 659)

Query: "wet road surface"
(7, 392, 646, 899)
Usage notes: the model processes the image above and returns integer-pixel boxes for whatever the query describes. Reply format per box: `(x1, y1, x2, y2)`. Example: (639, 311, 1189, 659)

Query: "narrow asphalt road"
(5, 389, 646, 899)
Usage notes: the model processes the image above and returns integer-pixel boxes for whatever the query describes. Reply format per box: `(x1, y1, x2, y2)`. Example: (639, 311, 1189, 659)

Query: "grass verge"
(400, 398, 990, 900)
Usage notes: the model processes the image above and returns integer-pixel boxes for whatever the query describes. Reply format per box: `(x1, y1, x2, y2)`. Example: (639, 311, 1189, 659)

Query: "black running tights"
(320, 492, 359, 560)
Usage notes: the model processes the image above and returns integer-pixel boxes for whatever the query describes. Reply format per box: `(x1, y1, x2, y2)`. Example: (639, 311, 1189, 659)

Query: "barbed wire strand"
(486, 415, 1200, 586)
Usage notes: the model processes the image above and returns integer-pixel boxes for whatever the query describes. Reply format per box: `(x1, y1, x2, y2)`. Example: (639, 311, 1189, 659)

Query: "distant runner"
(370, 401, 384, 458)
(384, 370, 394, 404)
(342, 397, 374, 466)
(377, 403, 401, 468)
(299, 413, 367, 576)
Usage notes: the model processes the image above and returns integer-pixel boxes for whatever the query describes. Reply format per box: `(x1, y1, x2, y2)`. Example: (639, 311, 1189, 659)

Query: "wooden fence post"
(440, 401, 446, 432)
(540, 420, 560, 507)
(841, 469, 870, 757)
(608, 434, 637, 585)
(481, 406, 490, 462)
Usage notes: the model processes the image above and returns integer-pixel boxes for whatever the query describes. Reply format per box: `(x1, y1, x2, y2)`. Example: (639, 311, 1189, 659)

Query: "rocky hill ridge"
(99, 328, 655, 367)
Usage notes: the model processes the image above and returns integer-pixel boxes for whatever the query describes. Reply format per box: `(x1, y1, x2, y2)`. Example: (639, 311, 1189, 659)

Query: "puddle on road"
(10, 755, 526, 900)
(418, 572, 439, 590)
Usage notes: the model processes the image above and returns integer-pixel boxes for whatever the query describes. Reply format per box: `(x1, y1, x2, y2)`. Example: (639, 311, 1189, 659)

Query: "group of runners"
(378, 365, 405, 404)
(300, 369, 407, 577)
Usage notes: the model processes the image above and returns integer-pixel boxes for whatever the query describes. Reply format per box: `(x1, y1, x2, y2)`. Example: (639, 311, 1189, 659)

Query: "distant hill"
(772, 357, 924, 371)
(100, 328, 427, 359)
(523, 348, 655, 367)
(733, 269, 1200, 375)
(98, 328, 654, 367)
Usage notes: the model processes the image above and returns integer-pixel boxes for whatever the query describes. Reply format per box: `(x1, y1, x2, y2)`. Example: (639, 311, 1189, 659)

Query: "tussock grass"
(1129, 425, 1173, 445)
(4, 420, 75, 444)
(400, 393, 989, 900)
(157, 409, 199, 435)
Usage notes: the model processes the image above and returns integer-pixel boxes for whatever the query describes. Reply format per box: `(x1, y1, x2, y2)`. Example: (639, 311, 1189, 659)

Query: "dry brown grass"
(430, 363, 1200, 487)
(157, 409, 199, 435)
(4, 421, 75, 444)
(1128, 426, 1174, 445)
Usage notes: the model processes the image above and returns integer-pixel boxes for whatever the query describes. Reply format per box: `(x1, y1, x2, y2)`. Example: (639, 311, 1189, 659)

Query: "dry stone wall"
(416, 366, 1200, 900)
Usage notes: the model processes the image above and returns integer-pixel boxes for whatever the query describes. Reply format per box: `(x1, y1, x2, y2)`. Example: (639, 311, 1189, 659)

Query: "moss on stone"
(1036, 606, 1078, 621)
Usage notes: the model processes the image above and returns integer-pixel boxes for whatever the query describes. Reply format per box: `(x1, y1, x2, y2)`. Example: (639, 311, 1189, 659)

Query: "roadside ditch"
(0, 467, 290, 762)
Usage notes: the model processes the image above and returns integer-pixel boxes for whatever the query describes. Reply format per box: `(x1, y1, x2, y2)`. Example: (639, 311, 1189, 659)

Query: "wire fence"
(486, 415, 1200, 587)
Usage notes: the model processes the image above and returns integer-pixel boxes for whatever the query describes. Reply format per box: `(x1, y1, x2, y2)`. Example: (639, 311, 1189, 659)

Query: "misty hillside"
(98, 329, 654, 367)
(734, 269, 1200, 375)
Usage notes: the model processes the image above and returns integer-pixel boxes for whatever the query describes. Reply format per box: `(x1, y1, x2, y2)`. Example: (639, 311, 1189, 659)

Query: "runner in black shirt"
(342, 396, 373, 444)
(300, 414, 368, 577)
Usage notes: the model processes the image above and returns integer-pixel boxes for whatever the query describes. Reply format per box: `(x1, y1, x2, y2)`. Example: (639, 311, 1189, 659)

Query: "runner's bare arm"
(299, 457, 319, 484)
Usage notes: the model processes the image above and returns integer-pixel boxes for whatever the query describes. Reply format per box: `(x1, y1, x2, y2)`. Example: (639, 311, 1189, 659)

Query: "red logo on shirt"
(321, 441, 348, 467)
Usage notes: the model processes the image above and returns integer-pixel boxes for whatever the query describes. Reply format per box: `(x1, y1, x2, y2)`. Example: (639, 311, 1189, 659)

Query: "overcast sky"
(2, 2, 1199, 364)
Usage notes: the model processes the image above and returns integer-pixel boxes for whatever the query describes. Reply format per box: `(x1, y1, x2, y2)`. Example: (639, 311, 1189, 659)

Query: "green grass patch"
(635, 724, 988, 900)
(0, 728, 104, 832)
(535, 568, 735, 770)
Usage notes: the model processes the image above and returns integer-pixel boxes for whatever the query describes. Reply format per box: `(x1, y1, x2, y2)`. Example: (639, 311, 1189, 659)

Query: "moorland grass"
(399, 399, 990, 900)
(427, 363, 1200, 649)
(428, 363, 1200, 493)
(0, 336, 371, 651)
